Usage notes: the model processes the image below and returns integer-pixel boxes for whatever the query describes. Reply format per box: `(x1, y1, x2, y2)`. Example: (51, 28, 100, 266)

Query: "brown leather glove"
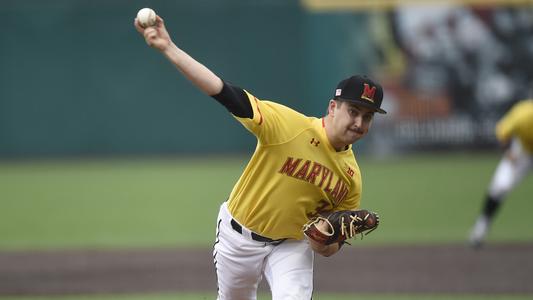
(303, 209, 380, 245)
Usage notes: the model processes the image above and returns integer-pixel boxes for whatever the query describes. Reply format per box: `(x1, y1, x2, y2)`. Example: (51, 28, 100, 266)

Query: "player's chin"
(342, 136, 359, 146)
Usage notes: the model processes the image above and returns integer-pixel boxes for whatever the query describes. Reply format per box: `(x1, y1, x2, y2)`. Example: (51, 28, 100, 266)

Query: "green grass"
(1, 293, 532, 300)
(0, 152, 532, 250)
(0, 157, 245, 249)
(360, 152, 533, 244)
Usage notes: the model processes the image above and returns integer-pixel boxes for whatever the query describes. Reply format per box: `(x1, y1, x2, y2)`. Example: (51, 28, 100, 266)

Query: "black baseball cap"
(333, 75, 386, 114)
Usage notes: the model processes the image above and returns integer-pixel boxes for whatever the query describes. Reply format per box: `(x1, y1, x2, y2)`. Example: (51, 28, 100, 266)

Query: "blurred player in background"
(469, 99, 533, 248)
(135, 13, 386, 299)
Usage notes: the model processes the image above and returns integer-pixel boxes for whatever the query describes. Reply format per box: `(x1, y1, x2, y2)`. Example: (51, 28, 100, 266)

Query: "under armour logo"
(310, 138, 320, 147)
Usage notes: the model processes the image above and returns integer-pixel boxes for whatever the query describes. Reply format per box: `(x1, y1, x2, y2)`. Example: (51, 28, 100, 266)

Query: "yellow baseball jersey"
(495, 99, 533, 154)
(227, 91, 362, 240)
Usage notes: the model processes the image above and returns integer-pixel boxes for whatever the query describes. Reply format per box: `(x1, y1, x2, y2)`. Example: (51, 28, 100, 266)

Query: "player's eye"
(363, 114, 374, 122)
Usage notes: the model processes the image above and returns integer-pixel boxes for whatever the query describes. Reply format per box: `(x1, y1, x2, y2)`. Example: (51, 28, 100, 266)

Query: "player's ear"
(328, 100, 338, 116)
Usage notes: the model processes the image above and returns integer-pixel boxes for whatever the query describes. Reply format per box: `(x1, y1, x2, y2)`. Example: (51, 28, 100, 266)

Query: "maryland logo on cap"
(333, 75, 386, 114)
(361, 83, 376, 103)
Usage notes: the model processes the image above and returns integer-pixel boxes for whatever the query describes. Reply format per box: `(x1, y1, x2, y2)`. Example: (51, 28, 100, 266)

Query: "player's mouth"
(345, 128, 365, 141)
(347, 128, 364, 135)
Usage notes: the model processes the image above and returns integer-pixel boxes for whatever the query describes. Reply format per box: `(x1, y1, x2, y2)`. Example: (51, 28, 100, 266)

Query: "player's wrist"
(159, 40, 176, 53)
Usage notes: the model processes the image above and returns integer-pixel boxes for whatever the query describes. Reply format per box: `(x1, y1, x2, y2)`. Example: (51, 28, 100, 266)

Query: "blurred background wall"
(2, 0, 532, 158)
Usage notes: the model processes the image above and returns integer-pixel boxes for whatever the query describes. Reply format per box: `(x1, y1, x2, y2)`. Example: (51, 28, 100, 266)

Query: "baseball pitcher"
(135, 13, 383, 300)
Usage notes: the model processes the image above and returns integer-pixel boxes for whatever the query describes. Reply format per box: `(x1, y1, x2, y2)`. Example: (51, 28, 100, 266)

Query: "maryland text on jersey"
(279, 156, 350, 205)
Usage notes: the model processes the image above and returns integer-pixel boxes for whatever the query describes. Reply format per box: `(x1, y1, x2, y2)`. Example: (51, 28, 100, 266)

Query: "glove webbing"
(340, 213, 378, 240)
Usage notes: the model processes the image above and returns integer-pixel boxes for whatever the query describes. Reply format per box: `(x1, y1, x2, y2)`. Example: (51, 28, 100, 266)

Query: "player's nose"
(352, 115, 363, 128)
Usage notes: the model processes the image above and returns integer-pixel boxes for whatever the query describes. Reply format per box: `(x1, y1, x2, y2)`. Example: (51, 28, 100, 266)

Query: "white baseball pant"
(488, 138, 532, 200)
(213, 202, 314, 300)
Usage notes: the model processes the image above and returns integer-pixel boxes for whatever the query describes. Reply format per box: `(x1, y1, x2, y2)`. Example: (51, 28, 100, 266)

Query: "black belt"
(230, 219, 285, 245)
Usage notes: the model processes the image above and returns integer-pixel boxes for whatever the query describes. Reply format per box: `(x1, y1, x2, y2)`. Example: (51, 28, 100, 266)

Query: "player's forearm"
(162, 42, 223, 96)
(308, 238, 340, 257)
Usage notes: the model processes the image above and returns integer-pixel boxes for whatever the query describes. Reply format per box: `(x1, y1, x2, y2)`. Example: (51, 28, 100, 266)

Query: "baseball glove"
(303, 209, 380, 245)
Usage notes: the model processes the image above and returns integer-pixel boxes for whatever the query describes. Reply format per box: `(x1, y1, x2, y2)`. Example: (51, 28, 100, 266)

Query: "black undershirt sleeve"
(211, 81, 253, 118)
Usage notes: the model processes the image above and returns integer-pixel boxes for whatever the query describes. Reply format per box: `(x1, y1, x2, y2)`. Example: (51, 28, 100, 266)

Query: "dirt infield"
(1, 243, 533, 296)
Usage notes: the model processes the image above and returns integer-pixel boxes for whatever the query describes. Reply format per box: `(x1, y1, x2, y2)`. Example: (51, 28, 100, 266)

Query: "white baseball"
(137, 8, 157, 28)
